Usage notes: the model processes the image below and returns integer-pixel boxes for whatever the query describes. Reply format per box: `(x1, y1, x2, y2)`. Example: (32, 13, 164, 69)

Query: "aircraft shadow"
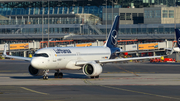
(10, 73, 89, 79)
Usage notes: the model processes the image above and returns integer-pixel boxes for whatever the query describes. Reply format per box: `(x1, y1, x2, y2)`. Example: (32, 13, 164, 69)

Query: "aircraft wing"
(98, 56, 161, 63)
(4, 55, 31, 61)
(3, 44, 31, 61)
(76, 56, 161, 65)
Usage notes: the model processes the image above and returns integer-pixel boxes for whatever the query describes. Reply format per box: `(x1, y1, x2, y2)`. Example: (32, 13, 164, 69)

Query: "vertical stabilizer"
(175, 29, 180, 48)
(104, 15, 120, 48)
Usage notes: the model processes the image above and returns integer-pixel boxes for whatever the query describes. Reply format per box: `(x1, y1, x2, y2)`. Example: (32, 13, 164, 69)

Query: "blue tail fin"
(104, 15, 120, 48)
(175, 28, 180, 48)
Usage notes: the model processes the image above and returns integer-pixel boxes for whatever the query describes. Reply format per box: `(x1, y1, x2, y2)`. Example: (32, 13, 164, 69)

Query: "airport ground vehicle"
(150, 58, 175, 63)
(150, 58, 162, 63)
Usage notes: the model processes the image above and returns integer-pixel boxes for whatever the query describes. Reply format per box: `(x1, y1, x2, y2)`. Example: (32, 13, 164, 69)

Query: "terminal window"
(120, 13, 125, 20)
(126, 13, 131, 20)
(163, 10, 168, 18)
(169, 10, 174, 18)
(155, 10, 161, 18)
(132, 13, 137, 20)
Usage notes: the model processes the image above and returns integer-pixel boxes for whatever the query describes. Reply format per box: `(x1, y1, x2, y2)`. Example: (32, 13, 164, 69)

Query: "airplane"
(3, 16, 161, 80)
(174, 29, 180, 52)
(166, 28, 180, 55)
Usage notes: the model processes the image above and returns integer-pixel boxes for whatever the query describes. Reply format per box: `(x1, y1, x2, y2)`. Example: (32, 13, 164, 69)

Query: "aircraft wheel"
(90, 76, 95, 79)
(54, 73, 58, 78)
(54, 72, 63, 78)
(90, 76, 99, 79)
(43, 76, 48, 80)
(95, 75, 99, 78)
(58, 72, 63, 78)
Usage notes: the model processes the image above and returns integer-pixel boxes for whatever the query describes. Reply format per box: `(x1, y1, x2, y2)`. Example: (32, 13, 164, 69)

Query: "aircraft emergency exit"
(3, 16, 161, 80)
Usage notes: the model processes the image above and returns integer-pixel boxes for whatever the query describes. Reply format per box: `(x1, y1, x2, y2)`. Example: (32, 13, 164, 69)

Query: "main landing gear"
(90, 75, 99, 79)
(42, 69, 63, 80)
(43, 69, 49, 80)
(54, 70, 63, 78)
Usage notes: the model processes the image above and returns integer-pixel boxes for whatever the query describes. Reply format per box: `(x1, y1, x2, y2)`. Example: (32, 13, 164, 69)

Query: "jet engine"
(28, 65, 45, 76)
(82, 63, 102, 77)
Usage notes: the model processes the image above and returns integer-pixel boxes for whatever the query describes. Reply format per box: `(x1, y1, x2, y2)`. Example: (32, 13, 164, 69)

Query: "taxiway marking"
(20, 87, 49, 95)
(100, 85, 180, 100)
(83, 79, 180, 100)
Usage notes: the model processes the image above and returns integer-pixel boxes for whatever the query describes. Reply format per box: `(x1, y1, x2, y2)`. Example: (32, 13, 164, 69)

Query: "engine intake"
(28, 65, 44, 76)
(82, 63, 102, 76)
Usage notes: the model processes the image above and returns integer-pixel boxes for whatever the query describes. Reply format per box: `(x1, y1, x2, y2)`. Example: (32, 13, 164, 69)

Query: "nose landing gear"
(43, 75, 48, 80)
(43, 69, 49, 80)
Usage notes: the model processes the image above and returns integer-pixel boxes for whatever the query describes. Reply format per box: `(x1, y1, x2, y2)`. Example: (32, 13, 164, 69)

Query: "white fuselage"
(31, 46, 111, 70)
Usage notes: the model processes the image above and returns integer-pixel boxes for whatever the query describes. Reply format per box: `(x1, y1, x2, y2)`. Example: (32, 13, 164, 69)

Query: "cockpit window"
(33, 53, 49, 57)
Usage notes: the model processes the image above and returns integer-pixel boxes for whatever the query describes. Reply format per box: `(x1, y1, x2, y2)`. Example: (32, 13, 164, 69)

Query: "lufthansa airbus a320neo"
(3, 16, 160, 80)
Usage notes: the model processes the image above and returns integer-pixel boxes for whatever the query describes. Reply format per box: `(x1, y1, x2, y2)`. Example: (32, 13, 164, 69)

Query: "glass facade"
(120, 0, 176, 8)
(145, 10, 161, 18)
(0, 0, 178, 36)
(0, 17, 178, 35)
(0, 1, 112, 19)
(0, 0, 177, 17)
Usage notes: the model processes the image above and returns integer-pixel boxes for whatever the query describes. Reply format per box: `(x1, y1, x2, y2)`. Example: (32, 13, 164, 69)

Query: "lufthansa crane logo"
(178, 37, 180, 46)
(111, 30, 118, 46)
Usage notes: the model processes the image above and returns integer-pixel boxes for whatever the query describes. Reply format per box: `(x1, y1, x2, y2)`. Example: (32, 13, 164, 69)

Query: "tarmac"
(0, 60, 180, 101)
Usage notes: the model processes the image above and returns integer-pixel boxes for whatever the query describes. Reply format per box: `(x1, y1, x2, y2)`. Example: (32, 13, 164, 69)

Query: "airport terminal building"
(0, 0, 180, 43)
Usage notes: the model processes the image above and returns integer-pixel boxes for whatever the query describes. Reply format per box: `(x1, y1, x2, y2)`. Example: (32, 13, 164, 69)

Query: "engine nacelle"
(82, 63, 102, 76)
(28, 65, 45, 76)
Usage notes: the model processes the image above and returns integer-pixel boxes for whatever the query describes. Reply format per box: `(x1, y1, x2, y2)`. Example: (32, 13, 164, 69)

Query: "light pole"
(48, 0, 49, 47)
(42, 0, 44, 48)
(174, 0, 177, 41)
(106, 0, 107, 39)
(110, 0, 113, 24)
(174, 0, 176, 29)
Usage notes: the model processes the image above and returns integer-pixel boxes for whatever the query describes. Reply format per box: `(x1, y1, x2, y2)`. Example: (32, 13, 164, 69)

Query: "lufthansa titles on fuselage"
(53, 49, 72, 54)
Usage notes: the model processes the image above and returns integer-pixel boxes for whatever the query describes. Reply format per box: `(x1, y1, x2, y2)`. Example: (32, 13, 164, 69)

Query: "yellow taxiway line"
(20, 87, 49, 95)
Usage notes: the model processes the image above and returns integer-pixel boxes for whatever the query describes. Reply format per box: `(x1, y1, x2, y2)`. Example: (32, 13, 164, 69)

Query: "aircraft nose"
(31, 58, 40, 69)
